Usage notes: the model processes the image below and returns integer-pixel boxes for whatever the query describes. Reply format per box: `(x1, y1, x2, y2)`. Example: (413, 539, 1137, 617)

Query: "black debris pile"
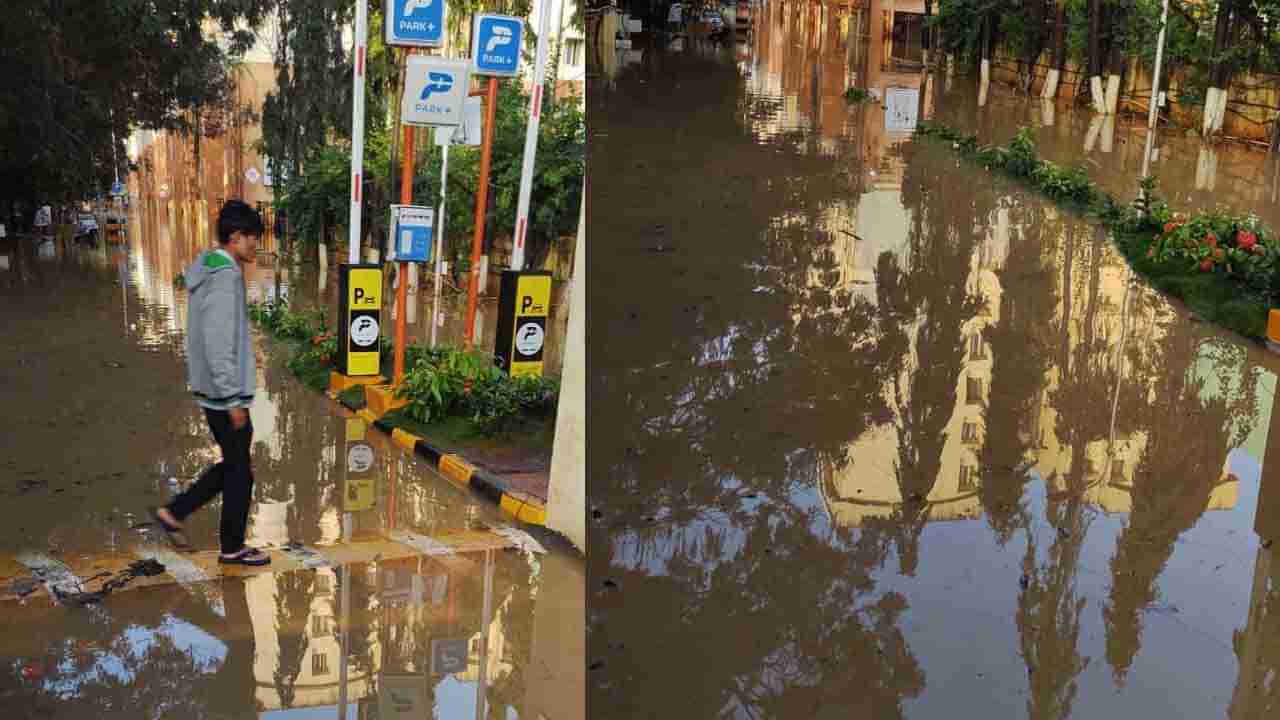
(55, 559, 166, 607)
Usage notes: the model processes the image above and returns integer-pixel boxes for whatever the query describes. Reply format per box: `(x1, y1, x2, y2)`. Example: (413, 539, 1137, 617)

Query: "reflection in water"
(593, 3, 1280, 718)
(0, 198, 582, 717)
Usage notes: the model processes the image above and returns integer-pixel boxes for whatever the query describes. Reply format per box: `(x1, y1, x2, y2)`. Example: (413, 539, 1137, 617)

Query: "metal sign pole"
(511, 0, 557, 270)
(347, 0, 370, 265)
(396, 83, 416, 382)
(464, 78, 499, 348)
(434, 141, 449, 348)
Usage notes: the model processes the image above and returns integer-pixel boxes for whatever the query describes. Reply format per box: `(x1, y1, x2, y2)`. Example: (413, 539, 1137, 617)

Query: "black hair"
(216, 200, 265, 245)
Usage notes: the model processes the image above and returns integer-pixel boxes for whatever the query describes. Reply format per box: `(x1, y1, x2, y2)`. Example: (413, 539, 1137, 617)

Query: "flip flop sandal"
(218, 547, 271, 566)
(149, 507, 193, 551)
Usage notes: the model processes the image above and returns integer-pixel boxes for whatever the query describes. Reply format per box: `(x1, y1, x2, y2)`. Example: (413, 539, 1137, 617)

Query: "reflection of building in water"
(247, 570, 378, 711)
(819, 201, 1240, 528)
(746, 0, 932, 157)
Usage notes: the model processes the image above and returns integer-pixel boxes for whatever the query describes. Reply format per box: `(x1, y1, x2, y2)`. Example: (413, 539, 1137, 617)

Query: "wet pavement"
(0, 205, 582, 718)
(591, 7, 1280, 719)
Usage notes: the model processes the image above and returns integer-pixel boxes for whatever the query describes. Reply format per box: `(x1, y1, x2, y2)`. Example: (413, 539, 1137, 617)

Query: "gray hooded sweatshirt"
(183, 249, 255, 411)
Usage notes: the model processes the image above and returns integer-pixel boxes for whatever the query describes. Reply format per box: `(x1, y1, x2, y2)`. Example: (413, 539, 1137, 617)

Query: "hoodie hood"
(184, 249, 236, 292)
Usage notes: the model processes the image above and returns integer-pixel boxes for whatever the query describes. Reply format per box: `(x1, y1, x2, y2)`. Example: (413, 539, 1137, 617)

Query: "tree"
(0, 0, 272, 208)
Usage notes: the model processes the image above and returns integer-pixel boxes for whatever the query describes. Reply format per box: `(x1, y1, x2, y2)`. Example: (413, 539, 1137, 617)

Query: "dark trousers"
(168, 408, 255, 554)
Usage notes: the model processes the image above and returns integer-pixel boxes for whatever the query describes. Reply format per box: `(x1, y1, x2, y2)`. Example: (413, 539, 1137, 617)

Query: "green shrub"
(844, 87, 874, 104)
(395, 345, 559, 434)
(464, 373, 559, 435)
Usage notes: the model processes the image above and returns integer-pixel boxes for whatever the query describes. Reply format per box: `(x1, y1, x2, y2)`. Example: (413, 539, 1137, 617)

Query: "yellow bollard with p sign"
(338, 264, 383, 376)
(495, 270, 552, 377)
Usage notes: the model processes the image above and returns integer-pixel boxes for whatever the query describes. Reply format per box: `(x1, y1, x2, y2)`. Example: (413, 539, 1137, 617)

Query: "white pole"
(1141, 0, 1170, 182)
(347, 0, 370, 265)
(435, 142, 449, 316)
(511, 0, 556, 271)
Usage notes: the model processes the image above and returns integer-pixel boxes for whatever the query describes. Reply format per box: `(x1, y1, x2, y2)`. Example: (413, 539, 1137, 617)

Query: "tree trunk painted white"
(1202, 86, 1227, 135)
(1041, 68, 1060, 99)
(1041, 97, 1056, 126)
(1101, 114, 1116, 153)
(978, 59, 990, 107)
(1084, 114, 1103, 152)
(1105, 74, 1120, 114)
(1090, 76, 1107, 114)
(1196, 145, 1218, 190)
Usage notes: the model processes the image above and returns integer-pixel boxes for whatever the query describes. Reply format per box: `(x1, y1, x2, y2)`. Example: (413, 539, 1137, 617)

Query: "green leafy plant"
(464, 373, 559, 435)
(843, 88, 874, 104)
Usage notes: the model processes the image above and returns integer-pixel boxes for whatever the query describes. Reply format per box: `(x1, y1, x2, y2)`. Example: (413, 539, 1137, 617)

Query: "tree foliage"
(0, 0, 272, 207)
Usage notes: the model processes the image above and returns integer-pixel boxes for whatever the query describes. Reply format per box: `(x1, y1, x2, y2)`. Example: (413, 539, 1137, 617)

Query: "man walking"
(152, 200, 270, 566)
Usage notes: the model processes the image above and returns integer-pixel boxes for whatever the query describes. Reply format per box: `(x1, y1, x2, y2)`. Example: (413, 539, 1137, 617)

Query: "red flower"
(1200, 258, 1214, 272)
(1163, 222, 1179, 234)
(1238, 230, 1258, 250)
(1213, 248, 1226, 262)
(1206, 233, 1218, 248)
(1147, 247, 1156, 258)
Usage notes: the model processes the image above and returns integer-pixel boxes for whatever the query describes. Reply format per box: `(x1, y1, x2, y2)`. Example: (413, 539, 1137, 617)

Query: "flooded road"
(0, 205, 582, 718)
(591, 7, 1280, 719)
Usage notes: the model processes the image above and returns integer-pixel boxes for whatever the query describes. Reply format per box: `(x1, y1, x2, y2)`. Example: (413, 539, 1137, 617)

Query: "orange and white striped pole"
(510, 0, 556, 270)
(346, 0, 370, 265)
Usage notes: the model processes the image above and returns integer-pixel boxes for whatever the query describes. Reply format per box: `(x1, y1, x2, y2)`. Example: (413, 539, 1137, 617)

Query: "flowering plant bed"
(917, 121, 1277, 340)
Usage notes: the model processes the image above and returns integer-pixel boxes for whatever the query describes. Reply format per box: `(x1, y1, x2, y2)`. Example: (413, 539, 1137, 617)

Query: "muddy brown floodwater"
(0, 201, 582, 718)
(591, 6, 1280, 719)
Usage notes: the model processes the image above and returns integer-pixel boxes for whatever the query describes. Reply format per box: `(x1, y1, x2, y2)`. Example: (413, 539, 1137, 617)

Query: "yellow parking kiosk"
(338, 264, 383, 376)
(495, 270, 552, 377)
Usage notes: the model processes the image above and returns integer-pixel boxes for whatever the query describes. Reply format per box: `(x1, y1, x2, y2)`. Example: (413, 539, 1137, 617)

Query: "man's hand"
(230, 407, 248, 430)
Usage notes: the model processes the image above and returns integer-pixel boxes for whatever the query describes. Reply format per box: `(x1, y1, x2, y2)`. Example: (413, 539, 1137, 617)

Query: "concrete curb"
(328, 391, 550, 528)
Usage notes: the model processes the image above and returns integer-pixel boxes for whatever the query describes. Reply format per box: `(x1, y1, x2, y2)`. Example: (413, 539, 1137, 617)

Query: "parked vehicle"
(74, 212, 99, 244)
(703, 9, 724, 32)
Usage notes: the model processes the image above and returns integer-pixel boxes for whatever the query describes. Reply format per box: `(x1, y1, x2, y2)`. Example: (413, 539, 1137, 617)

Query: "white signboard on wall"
(885, 88, 920, 132)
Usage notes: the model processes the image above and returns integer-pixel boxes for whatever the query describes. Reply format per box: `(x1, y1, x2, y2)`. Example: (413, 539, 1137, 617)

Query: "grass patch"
(379, 408, 555, 454)
(916, 121, 1276, 342)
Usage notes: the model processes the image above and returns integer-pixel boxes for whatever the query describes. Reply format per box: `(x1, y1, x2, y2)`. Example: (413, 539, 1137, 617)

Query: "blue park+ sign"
(386, 0, 445, 48)
(110, 181, 125, 196)
(471, 14, 524, 78)
(401, 57, 468, 127)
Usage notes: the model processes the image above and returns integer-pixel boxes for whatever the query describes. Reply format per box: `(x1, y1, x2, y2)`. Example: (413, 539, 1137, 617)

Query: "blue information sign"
(472, 14, 523, 78)
(386, 0, 445, 48)
(393, 205, 434, 263)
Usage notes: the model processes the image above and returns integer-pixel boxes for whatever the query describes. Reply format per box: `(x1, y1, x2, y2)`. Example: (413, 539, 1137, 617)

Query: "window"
(312, 653, 330, 676)
(962, 420, 979, 445)
(959, 465, 978, 493)
(312, 616, 333, 637)
(564, 39, 585, 67)
(966, 377, 984, 405)
(969, 333, 987, 360)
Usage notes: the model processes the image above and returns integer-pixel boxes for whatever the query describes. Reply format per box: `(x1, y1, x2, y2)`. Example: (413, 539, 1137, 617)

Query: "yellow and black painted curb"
(328, 391, 549, 526)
